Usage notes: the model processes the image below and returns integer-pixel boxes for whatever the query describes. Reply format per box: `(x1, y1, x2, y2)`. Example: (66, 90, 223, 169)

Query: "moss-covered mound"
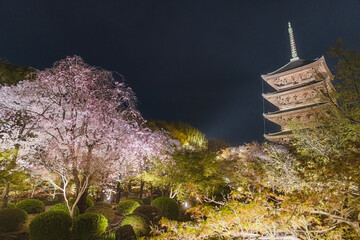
(29, 211, 72, 240)
(128, 198, 144, 205)
(120, 214, 150, 238)
(0, 208, 28, 233)
(85, 203, 115, 221)
(49, 203, 80, 217)
(116, 200, 140, 216)
(16, 199, 45, 214)
(151, 197, 179, 220)
(133, 205, 162, 223)
(72, 212, 108, 240)
(115, 224, 136, 240)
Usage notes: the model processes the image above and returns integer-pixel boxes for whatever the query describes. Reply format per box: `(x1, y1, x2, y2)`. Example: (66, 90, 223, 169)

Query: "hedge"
(151, 197, 179, 220)
(120, 214, 150, 238)
(16, 199, 45, 214)
(133, 205, 162, 223)
(0, 208, 28, 233)
(29, 211, 72, 240)
(116, 200, 140, 216)
(85, 203, 115, 221)
(72, 212, 108, 240)
(49, 203, 80, 217)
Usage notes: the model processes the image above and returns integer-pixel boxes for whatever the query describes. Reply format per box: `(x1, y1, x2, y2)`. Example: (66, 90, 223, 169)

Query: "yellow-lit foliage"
(146, 120, 207, 149)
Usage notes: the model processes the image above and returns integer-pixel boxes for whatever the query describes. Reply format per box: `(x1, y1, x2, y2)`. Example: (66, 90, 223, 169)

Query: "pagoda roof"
(264, 58, 317, 76)
(263, 79, 323, 97)
(261, 56, 333, 92)
(264, 101, 330, 117)
(264, 130, 293, 142)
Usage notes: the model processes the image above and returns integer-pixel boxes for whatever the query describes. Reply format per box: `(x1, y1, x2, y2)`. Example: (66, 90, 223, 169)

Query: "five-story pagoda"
(262, 22, 334, 142)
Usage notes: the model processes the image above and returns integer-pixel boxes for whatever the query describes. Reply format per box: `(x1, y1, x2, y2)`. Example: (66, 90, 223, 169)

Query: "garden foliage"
(115, 224, 136, 240)
(72, 212, 108, 240)
(117, 200, 140, 216)
(29, 211, 72, 240)
(133, 205, 162, 223)
(85, 202, 115, 221)
(0, 208, 28, 233)
(151, 197, 179, 220)
(16, 199, 45, 214)
(49, 203, 80, 217)
(120, 214, 150, 238)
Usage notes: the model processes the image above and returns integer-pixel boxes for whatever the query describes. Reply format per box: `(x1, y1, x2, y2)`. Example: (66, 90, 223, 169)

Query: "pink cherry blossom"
(0, 56, 173, 216)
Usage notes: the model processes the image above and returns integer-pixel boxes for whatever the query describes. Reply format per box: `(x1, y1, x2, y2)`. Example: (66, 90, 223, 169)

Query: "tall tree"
(0, 61, 33, 86)
(290, 43, 360, 235)
(0, 56, 169, 216)
(147, 120, 207, 150)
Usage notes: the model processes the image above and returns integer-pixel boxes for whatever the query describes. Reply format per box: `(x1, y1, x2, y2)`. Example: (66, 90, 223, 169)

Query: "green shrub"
(72, 212, 108, 240)
(101, 232, 116, 240)
(133, 205, 162, 223)
(115, 224, 136, 240)
(120, 214, 150, 238)
(0, 208, 28, 233)
(151, 197, 179, 220)
(6, 202, 16, 209)
(49, 203, 80, 217)
(29, 211, 72, 240)
(128, 198, 144, 205)
(16, 199, 45, 214)
(40, 195, 62, 206)
(94, 201, 112, 207)
(86, 203, 115, 221)
(116, 200, 140, 216)
(69, 197, 94, 210)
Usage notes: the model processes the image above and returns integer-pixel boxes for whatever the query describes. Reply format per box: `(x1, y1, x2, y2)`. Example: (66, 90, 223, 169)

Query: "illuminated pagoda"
(261, 22, 334, 142)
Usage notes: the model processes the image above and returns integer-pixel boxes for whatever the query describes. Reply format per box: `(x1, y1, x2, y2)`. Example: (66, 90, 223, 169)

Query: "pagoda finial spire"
(288, 22, 299, 61)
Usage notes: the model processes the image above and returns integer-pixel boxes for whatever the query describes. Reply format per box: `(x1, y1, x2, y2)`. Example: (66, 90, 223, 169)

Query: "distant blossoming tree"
(0, 56, 170, 216)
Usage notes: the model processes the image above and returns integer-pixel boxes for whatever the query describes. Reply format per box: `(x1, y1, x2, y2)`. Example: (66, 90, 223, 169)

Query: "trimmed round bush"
(128, 198, 144, 205)
(120, 214, 150, 238)
(85, 203, 115, 221)
(0, 208, 28, 233)
(29, 211, 72, 240)
(117, 200, 140, 216)
(115, 224, 136, 240)
(72, 212, 108, 240)
(151, 197, 179, 220)
(133, 205, 162, 223)
(69, 197, 94, 210)
(49, 203, 80, 217)
(16, 199, 45, 214)
(6, 202, 16, 209)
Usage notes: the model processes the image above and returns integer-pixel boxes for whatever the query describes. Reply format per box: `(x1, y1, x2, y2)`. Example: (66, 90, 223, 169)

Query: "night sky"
(1, 1, 360, 146)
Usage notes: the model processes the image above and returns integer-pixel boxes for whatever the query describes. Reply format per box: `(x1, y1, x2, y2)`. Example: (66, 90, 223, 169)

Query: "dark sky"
(1, 1, 360, 146)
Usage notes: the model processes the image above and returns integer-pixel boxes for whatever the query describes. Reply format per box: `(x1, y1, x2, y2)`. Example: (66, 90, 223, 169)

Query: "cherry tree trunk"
(77, 187, 89, 214)
(139, 180, 145, 200)
(115, 182, 122, 203)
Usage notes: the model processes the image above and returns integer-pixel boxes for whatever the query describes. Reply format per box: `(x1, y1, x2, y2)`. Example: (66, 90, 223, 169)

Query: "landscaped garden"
(1, 43, 360, 239)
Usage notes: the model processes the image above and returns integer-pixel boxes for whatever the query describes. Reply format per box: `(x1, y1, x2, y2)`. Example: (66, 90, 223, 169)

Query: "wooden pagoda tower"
(262, 22, 334, 142)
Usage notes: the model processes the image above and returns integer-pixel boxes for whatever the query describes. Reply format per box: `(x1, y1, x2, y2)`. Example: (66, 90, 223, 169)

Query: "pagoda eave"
(262, 78, 335, 109)
(264, 131, 293, 142)
(261, 56, 334, 92)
